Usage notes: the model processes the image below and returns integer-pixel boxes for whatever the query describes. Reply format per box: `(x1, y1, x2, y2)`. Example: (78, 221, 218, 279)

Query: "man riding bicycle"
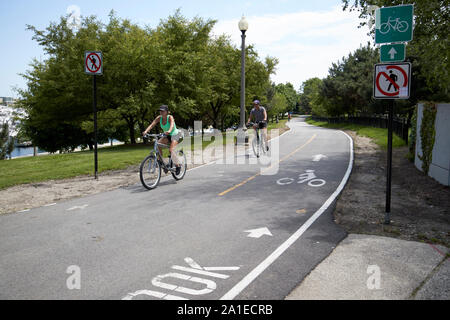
(142, 105, 183, 175)
(246, 100, 269, 152)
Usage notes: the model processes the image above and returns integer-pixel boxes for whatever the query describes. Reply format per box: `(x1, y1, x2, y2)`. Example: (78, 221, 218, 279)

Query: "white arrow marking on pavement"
(67, 204, 88, 211)
(244, 228, 273, 238)
(388, 47, 397, 59)
(313, 154, 327, 162)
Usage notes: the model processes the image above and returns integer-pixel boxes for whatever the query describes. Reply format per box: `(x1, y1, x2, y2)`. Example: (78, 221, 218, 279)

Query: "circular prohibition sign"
(85, 52, 102, 73)
(376, 65, 408, 97)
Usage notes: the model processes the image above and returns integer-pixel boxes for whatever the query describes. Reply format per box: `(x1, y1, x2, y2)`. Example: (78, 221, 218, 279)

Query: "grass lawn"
(267, 118, 289, 131)
(0, 144, 152, 190)
(306, 118, 406, 149)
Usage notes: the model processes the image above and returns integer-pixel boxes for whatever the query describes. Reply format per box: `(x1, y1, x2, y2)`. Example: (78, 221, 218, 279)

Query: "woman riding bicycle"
(142, 105, 183, 175)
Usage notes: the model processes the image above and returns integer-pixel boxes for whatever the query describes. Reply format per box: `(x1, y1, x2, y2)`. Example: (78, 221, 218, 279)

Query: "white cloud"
(67, 5, 82, 30)
(213, 5, 371, 90)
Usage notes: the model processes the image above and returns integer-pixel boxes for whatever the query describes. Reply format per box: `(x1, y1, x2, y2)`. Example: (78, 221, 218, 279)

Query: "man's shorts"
(257, 121, 267, 129)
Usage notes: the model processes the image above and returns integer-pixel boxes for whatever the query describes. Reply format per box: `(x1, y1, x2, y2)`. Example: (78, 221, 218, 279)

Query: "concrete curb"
(286, 234, 449, 300)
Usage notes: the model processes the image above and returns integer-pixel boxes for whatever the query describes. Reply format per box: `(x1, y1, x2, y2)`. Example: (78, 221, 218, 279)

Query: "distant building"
(0, 97, 15, 106)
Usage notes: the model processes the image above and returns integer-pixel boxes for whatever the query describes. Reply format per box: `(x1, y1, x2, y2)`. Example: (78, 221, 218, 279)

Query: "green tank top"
(160, 116, 179, 136)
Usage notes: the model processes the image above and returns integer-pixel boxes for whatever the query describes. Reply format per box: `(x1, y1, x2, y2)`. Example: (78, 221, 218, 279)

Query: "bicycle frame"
(149, 134, 176, 173)
(248, 122, 263, 140)
(387, 17, 400, 27)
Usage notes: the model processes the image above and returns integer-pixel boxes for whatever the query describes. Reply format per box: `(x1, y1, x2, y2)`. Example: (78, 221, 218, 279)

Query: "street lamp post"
(237, 16, 248, 144)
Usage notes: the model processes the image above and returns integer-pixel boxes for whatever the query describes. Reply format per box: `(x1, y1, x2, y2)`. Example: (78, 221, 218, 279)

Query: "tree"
(321, 43, 383, 117)
(17, 15, 108, 151)
(17, 9, 279, 153)
(275, 83, 299, 116)
(299, 78, 323, 115)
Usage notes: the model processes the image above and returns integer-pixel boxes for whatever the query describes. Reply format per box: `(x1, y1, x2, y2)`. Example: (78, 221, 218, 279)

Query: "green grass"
(267, 118, 289, 131)
(306, 118, 406, 149)
(0, 144, 152, 190)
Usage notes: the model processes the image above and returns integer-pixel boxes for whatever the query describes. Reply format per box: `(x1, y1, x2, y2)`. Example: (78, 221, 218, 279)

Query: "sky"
(0, 0, 371, 98)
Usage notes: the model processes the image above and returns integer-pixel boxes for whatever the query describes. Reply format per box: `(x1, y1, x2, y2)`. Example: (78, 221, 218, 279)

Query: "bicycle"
(246, 121, 268, 158)
(379, 16, 409, 34)
(140, 133, 187, 190)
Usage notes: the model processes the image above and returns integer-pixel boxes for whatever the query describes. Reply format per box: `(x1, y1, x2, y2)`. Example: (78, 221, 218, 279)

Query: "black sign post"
(373, 62, 411, 225)
(93, 75, 98, 179)
(85, 51, 103, 180)
(385, 100, 394, 224)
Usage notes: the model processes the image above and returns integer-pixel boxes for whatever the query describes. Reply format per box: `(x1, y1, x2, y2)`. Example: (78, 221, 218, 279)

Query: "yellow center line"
(218, 134, 317, 196)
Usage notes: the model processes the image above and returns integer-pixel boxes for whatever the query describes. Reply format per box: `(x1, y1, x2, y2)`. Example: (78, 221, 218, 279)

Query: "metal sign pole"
(385, 99, 394, 224)
(85, 51, 102, 180)
(93, 75, 98, 180)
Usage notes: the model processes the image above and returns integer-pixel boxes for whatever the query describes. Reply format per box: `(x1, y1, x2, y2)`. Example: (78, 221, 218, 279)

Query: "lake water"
(9, 139, 121, 159)
(10, 147, 47, 158)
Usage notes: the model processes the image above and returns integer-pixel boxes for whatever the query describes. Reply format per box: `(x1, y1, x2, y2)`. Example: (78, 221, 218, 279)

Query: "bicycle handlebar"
(143, 133, 168, 139)
(247, 120, 266, 127)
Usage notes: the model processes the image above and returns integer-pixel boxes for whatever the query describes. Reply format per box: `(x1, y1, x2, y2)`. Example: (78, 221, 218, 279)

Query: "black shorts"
(257, 122, 267, 129)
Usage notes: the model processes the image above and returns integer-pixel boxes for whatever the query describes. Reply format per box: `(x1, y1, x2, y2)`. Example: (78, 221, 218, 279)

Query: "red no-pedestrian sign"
(85, 51, 103, 75)
(373, 62, 411, 99)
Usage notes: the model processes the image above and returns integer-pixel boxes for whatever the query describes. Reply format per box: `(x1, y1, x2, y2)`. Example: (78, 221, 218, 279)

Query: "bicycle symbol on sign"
(277, 170, 326, 188)
(379, 16, 409, 34)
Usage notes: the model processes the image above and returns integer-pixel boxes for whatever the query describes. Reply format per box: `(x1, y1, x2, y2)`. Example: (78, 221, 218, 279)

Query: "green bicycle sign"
(375, 4, 414, 44)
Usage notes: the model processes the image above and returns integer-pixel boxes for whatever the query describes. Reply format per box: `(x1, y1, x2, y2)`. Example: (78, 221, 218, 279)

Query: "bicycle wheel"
(252, 136, 262, 158)
(140, 154, 161, 190)
(260, 133, 268, 155)
(171, 150, 187, 180)
(397, 21, 409, 33)
(379, 22, 390, 34)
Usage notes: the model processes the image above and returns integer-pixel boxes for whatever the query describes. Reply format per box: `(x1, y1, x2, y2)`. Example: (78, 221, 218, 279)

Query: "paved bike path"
(0, 118, 351, 299)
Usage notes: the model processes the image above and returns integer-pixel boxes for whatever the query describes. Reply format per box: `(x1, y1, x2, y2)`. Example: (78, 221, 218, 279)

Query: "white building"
(0, 99, 26, 137)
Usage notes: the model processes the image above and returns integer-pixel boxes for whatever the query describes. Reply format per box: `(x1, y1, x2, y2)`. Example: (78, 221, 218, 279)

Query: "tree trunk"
(220, 115, 225, 132)
(129, 123, 136, 144)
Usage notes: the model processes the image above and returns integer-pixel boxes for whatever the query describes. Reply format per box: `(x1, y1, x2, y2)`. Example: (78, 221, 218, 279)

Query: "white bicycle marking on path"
(277, 170, 326, 187)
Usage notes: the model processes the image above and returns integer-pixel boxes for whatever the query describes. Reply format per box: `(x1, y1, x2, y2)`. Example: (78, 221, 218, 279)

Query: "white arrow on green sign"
(375, 4, 414, 44)
(380, 43, 406, 62)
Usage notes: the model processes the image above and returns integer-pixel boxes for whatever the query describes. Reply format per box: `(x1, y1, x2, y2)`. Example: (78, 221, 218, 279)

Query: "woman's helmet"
(159, 105, 169, 112)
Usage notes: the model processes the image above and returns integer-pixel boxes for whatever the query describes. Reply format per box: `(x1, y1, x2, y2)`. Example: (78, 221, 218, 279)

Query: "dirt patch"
(0, 165, 142, 214)
(0, 126, 290, 215)
(335, 131, 450, 248)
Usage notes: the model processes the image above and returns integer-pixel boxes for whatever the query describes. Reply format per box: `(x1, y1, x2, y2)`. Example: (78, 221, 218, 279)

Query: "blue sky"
(0, 0, 371, 97)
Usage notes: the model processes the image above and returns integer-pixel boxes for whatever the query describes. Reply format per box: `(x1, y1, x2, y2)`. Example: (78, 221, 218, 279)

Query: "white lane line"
(186, 160, 217, 172)
(17, 209, 30, 213)
(220, 130, 354, 300)
(44, 203, 57, 207)
(66, 204, 89, 211)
